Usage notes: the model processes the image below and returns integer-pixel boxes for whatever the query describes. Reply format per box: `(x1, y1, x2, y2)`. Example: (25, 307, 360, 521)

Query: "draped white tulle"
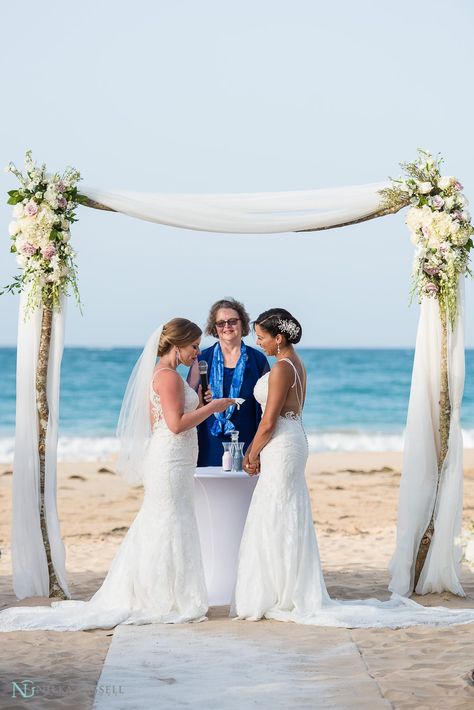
(389, 283, 466, 596)
(80, 182, 389, 233)
(116, 325, 163, 485)
(12, 294, 69, 600)
(0, 380, 208, 631)
(232, 370, 474, 628)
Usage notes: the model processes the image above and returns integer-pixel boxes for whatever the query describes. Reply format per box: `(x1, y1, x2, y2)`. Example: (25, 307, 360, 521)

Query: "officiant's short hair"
(205, 298, 251, 338)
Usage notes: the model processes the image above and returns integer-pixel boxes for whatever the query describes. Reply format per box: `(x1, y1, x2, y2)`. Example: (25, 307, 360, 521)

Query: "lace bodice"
(253, 359, 304, 421)
(150, 376, 199, 433)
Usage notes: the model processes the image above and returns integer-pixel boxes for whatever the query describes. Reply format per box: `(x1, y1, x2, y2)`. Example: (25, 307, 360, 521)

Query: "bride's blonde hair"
(158, 318, 202, 356)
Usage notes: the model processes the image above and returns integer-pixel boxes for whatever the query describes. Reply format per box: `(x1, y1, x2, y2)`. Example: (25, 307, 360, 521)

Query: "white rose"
(8, 221, 20, 236)
(437, 176, 454, 190)
(16, 254, 28, 268)
(444, 196, 455, 211)
(13, 203, 24, 218)
(61, 231, 71, 242)
(417, 181, 433, 194)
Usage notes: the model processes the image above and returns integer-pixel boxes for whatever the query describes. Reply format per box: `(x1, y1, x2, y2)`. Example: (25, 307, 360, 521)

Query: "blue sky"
(1, 0, 473, 347)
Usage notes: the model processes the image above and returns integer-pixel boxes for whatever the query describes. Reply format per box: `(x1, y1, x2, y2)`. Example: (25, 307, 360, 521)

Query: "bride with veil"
(0, 318, 234, 631)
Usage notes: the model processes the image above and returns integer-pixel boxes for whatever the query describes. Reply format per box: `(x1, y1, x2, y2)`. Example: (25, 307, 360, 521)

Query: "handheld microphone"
(198, 360, 209, 400)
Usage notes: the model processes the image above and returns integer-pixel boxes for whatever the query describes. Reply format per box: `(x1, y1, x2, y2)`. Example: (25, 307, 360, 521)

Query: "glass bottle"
(222, 442, 232, 471)
(230, 431, 244, 472)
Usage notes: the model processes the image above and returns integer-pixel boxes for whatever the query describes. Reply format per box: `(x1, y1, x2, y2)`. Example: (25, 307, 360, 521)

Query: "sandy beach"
(1, 451, 474, 708)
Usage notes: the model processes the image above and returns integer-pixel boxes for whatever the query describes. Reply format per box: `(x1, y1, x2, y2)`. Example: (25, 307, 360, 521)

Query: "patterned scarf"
(209, 341, 247, 436)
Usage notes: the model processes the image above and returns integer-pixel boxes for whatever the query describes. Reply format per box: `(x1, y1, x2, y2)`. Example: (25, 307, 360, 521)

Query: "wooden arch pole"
(37, 302, 67, 598)
(413, 305, 451, 589)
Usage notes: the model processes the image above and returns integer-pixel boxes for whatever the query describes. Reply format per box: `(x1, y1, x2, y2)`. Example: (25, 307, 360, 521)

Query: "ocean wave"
(307, 429, 474, 453)
(1, 430, 474, 463)
(0, 436, 119, 464)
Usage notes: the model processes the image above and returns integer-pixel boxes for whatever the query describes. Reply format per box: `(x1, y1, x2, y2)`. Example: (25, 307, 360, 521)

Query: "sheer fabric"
(80, 182, 389, 234)
(12, 293, 69, 600)
(389, 283, 466, 596)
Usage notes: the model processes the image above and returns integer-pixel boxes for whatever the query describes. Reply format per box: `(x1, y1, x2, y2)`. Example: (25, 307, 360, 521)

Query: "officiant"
(188, 298, 270, 466)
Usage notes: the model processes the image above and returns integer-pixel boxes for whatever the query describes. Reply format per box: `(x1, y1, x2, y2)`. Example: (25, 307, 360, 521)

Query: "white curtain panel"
(389, 282, 465, 596)
(80, 182, 389, 233)
(12, 294, 69, 599)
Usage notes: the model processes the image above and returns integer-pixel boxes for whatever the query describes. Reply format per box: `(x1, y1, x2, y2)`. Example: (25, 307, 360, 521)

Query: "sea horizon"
(1, 346, 473, 462)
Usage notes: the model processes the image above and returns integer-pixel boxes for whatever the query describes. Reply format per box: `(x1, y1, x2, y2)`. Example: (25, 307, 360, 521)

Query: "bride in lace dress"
(0, 318, 234, 632)
(233, 308, 474, 628)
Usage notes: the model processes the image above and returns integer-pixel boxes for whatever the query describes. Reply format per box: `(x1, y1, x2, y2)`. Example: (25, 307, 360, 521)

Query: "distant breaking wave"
(1, 430, 474, 463)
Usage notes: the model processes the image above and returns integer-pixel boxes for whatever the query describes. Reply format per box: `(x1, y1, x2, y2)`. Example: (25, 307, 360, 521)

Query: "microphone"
(198, 360, 209, 400)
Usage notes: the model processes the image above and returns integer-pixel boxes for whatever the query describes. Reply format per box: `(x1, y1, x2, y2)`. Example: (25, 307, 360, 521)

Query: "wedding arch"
(3, 150, 472, 601)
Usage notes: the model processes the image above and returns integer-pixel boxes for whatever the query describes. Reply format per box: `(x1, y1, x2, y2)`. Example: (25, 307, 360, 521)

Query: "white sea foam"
(307, 429, 474, 453)
(1, 430, 474, 463)
(0, 436, 119, 464)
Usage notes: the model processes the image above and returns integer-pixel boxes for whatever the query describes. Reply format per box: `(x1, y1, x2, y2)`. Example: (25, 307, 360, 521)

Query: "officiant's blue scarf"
(209, 341, 247, 436)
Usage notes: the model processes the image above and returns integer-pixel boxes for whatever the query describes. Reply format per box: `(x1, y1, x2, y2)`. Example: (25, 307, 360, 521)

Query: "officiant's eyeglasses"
(216, 318, 240, 329)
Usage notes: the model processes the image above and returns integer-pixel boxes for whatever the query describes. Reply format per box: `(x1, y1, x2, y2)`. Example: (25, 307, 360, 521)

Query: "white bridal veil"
(116, 325, 164, 485)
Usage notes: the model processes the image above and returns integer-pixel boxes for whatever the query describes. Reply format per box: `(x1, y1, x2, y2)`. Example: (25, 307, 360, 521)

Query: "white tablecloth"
(194, 467, 258, 605)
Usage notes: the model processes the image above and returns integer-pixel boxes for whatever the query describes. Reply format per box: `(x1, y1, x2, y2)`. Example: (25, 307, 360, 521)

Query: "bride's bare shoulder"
(152, 367, 182, 394)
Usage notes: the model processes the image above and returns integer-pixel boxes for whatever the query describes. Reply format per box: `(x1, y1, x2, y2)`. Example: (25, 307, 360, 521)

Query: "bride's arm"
(157, 370, 233, 434)
(245, 364, 293, 465)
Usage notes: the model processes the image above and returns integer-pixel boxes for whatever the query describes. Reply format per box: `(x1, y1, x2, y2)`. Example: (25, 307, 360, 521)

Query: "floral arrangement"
(3, 150, 82, 313)
(380, 150, 473, 325)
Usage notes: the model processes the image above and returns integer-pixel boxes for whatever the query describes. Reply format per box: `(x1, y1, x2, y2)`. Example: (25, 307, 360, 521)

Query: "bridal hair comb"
(277, 319, 300, 340)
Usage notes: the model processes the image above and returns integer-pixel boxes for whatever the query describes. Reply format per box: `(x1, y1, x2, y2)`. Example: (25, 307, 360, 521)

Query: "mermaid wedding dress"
(0, 380, 208, 631)
(233, 359, 474, 628)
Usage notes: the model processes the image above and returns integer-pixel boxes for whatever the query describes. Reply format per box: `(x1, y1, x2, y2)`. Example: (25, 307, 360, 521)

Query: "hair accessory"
(277, 318, 300, 340)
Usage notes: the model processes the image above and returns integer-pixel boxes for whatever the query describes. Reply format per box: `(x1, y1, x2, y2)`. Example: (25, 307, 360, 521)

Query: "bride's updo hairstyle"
(254, 308, 302, 345)
(158, 318, 202, 356)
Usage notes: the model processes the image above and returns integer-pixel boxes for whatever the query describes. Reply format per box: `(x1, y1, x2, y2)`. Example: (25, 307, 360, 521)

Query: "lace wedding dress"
(233, 359, 474, 628)
(0, 380, 208, 631)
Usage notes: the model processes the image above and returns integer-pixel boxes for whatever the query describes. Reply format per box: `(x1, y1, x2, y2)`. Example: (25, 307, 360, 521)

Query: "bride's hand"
(243, 452, 260, 476)
(210, 397, 235, 413)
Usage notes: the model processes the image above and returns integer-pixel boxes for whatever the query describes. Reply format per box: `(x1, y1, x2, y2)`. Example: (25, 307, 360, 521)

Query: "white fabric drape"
(80, 182, 389, 233)
(12, 294, 69, 600)
(389, 282, 465, 597)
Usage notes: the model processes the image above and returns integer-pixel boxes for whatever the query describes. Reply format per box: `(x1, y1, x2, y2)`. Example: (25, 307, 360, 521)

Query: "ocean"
(1, 347, 473, 462)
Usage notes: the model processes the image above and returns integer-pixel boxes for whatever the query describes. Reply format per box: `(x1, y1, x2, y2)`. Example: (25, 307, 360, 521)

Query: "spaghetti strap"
(279, 358, 304, 413)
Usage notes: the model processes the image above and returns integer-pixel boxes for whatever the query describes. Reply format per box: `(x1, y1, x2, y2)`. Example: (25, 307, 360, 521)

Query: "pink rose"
(425, 282, 439, 294)
(24, 200, 39, 217)
(432, 195, 444, 210)
(20, 242, 37, 256)
(423, 264, 439, 277)
(57, 181, 65, 193)
(57, 196, 67, 209)
(454, 181, 463, 191)
(421, 226, 431, 238)
(41, 244, 57, 260)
